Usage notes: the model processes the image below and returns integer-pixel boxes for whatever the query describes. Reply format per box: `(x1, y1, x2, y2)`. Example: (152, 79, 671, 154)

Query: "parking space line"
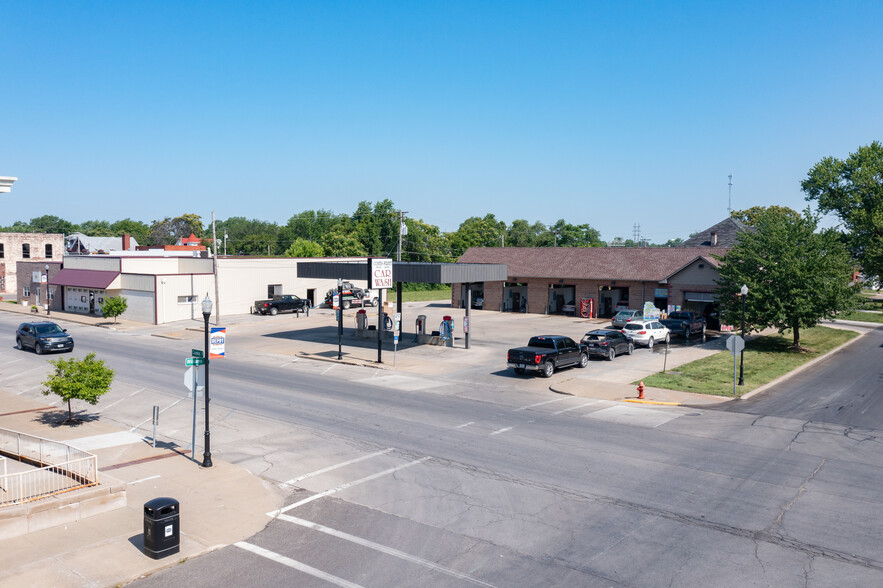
(551, 401, 599, 415)
(128, 475, 161, 485)
(1, 365, 45, 382)
(514, 397, 567, 411)
(489, 426, 514, 436)
(235, 541, 363, 588)
(95, 387, 145, 413)
(282, 448, 394, 486)
(278, 514, 496, 587)
(453, 421, 474, 429)
(270, 457, 431, 516)
(130, 398, 185, 432)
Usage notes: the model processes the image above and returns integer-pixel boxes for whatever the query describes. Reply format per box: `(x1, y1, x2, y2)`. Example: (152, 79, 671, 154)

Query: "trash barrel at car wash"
(143, 497, 180, 559)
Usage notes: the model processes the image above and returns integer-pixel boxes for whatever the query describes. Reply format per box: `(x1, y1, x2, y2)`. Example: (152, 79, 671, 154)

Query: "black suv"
(16, 322, 74, 354)
(581, 329, 633, 360)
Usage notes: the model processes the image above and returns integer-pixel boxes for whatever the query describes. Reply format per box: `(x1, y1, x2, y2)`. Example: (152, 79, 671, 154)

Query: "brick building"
(454, 246, 730, 320)
(0, 232, 64, 296)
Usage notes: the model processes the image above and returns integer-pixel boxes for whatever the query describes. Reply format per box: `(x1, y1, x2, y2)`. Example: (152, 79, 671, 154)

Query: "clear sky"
(2, 1, 881, 243)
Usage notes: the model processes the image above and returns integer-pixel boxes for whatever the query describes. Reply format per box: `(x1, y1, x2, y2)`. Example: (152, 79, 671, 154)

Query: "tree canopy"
(42, 353, 115, 422)
(802, 141, 883, 283)
(715, 208, 859, 349)
(101, 295, 128, 323)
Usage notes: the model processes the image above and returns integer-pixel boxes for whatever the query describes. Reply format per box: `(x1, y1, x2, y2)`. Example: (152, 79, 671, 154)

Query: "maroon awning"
(49, 269, 120, 289)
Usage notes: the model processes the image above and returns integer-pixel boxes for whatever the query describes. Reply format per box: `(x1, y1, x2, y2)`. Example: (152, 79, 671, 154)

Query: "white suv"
(621, 320, 670, 348)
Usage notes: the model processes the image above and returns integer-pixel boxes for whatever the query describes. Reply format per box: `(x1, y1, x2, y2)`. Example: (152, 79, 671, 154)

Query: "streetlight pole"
(738, 284, 748, 386)
(45, 264, 50, 316)
(201, 295, 213, 468)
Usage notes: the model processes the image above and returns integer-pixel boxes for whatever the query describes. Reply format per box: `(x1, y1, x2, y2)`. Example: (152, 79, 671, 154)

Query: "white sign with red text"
(371, 258, 393, 290)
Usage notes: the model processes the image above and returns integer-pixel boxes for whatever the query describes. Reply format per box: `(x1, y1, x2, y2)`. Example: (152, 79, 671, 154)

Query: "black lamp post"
(337, 278, 343, 360)
(738, 284, 748, 386)
(201, 294, 213, 468)
(45, 264, 50, 316)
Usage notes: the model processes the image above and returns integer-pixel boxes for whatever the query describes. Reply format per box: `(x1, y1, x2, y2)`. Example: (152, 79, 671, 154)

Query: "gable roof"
(457, 247, 729, 282)
(680, 217, 750, 247)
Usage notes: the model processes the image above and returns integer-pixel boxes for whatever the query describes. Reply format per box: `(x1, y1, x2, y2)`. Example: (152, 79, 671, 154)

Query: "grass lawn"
(641, 326, 859, 397)
(388, 288, 452, 303)
(835, 310, 883, 323)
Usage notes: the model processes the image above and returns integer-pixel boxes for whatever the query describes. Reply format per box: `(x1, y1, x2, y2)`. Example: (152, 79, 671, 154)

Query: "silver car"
(611, 310, 643, 328)
(622, 320, 670, 348)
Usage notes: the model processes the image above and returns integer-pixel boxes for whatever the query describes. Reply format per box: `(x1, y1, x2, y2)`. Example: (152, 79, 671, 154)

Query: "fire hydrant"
(637, 381, 645, 400)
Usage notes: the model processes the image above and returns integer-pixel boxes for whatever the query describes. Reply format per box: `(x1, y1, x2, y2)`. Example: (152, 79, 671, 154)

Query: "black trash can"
(143, 497, 180, 559)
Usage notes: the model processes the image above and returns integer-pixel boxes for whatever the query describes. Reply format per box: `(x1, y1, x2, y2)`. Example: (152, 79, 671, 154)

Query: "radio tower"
(633, 223, 641, 245)
(728, 175, 733, 212)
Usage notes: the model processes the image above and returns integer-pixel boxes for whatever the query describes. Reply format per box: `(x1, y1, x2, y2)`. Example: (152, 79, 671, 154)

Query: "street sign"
(184, 365, 204, 392)
(726, 335, 745, 355)
(185, 357, 206, 366)
(192, 349, 203, 358)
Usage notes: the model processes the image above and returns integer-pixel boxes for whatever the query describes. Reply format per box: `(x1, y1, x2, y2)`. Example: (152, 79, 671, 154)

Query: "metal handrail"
(0, 427, 98, 507)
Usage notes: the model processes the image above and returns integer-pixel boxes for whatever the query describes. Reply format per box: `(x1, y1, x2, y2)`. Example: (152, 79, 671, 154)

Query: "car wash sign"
(370, 258, 394, 290)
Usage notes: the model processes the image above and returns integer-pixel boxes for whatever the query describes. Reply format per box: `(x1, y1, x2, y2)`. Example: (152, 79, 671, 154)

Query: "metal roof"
(49, 269, 121, 289)
(297, 260, 507, 284)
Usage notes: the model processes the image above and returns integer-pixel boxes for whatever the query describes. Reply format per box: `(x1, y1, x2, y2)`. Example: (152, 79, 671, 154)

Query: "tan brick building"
(0, 233, 64, 296)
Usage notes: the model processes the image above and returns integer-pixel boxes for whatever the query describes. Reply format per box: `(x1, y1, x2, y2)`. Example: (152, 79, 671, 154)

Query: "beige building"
(1, 232, 65, 296)
(47, 253, 367, 324)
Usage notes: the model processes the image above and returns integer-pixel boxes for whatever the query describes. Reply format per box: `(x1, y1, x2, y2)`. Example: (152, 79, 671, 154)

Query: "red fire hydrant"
(637, 381, 645, 400)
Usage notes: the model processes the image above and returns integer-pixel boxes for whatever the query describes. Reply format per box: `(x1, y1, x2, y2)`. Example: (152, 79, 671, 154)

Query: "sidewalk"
(0, 388, 281, 588)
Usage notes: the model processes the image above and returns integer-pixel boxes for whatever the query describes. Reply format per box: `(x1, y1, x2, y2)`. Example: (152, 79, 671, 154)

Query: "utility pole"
(212, 212, 220, 325)
(728, 175, 733, 212)
(396, 210, 408, 262)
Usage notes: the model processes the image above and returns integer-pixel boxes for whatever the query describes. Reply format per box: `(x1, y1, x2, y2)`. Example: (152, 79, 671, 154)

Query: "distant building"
(0, 232, 64, 295)
(679, 217, 750, 248)
(66, 233, 139, 255)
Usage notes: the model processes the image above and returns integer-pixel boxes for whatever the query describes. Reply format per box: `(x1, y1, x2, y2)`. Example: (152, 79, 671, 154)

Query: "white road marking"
(0, 358, 24, 366)
(321, 365, 335, 375)
(282, 448, 394, 486)
(270, 457, 431, 516)
(278, 514, 497, 587)
(489, 426, 514, 436)
(354, 375, 444, 391)
(131, 398, 185, 432)
(585, 404, 681, 428)
(235, 541, 363, 588)
(453, 421, 474, 429)
(68, 431, 145, 451)
(514, 397, 568, 411)
(95, 387, 145, 413)
(1, 365, 45, 382)
(128, 475, 161, 485)
(551, 401, 599, 415)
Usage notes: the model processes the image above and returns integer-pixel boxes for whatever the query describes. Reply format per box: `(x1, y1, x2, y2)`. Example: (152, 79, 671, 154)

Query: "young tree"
(802, 141, 883, 284)
(101, 295, 128, 323)
(285, 237, 325, 257)
(42, 353, 115, 422)
(715, 208, 859, 349)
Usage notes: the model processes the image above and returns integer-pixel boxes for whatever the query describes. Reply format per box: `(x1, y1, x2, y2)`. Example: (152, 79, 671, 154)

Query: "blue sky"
(2, 1, 881, 243)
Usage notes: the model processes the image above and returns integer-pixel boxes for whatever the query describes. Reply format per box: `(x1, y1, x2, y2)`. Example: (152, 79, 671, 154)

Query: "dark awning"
(49, 269, 120, 289)
(298, 261, 507, 283)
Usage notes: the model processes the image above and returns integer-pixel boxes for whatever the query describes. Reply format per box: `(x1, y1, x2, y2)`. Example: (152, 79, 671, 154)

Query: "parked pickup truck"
(324, 283, 378, 309)
(254, 295, 311, 316)
(507, 335, 589, 378)
(660, 311, 706, 338)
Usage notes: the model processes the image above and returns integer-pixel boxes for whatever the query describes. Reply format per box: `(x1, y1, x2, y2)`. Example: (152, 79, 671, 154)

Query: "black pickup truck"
(507, 335, 589, 378)
(660, 311, 706, 338)
(254, 295, 310, 316)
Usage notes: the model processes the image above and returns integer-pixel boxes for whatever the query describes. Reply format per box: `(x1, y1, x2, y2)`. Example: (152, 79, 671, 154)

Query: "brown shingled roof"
(457, 247, 730, 281)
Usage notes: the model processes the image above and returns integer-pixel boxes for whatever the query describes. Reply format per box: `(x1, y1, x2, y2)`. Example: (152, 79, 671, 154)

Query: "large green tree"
(353, 199, 399, 256)
(149, 214, 205, 245)
(730, 206, 802, 226)
(216, 217, 281, 255)
(285, 237, 325, 257)
(320, 227, 368, 256)
(110, 218, 151, 244)
(715, 208, 859, 349)
(802, 141, 883, 283)
(449, 214, 506, 257)
(30, 215, 77, 234)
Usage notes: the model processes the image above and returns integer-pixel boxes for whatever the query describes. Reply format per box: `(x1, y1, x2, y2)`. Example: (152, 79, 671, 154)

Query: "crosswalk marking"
(235, 541, 364, 588)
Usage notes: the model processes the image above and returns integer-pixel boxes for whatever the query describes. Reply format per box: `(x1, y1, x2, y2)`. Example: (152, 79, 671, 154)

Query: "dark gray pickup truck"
(254, 295, 310, 316)
(507, 335, 589, 378)
(660, 311, 706, 338)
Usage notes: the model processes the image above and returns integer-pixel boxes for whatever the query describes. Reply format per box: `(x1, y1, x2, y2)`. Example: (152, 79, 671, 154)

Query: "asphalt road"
(724, 325, 883, 429)
(3, 313, 883, 587)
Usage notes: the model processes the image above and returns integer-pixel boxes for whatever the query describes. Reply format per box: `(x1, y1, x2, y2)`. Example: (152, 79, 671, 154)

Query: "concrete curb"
(737, 327, 868, 400)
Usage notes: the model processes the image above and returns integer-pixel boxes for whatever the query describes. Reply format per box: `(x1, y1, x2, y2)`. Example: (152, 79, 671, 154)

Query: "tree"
(278, 209, 345, 247)
(320, 227, 368, 256)
(29, 215, 76, 234)
(216, 217, 281, 255)
(449, 214, 506, 257)
(77, 220, 114, 236)
(353, 199, 399, 256)
(42, 353, 115, 422)
(101, 295, 128, 323)
(110, 218, 151, 244)
(715, 208, 859, 349)
(802, 141, 883, 284)
(730, 206, 801, 226)
(544, 219, 603, 247)
(285, 237, 325, 257)
(149, 214, 204, 246)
